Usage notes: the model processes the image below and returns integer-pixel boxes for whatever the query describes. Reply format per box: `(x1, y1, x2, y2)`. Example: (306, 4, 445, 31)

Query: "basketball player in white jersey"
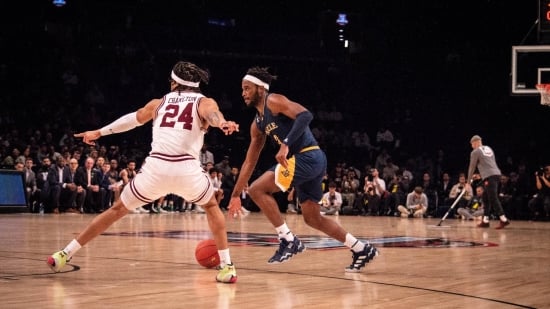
(47, 61, 240, 283)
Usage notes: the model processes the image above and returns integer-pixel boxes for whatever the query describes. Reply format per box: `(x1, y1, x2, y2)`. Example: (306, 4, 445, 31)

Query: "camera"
(537, 167, 545, 177)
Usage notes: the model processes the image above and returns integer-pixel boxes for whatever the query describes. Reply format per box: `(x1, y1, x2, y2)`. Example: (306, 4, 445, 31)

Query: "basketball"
(195, 239, 220, 268)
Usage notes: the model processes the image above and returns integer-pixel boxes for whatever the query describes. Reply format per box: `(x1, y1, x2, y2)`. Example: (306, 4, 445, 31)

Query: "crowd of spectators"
(2, 1, 549, 220)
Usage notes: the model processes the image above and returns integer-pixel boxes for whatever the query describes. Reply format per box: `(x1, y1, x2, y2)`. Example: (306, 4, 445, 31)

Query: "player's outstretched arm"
(74, 99, 158, 145)
(198, 97, 239, 135)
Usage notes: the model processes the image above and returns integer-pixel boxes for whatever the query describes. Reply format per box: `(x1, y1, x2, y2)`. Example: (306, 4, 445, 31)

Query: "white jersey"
(150, 91, 206, 160)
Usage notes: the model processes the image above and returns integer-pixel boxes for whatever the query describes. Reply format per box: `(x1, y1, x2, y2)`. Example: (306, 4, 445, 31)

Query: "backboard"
(511, 45, 550, 95)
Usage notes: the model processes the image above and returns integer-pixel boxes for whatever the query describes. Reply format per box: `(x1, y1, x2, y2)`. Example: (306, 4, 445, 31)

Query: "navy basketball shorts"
(272, 146, 326, 203)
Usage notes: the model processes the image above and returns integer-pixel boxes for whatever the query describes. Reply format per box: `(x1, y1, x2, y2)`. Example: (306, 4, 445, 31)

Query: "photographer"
(362, 179, 382, 215)
(359, 168, 386, 215)
(527, 165, 550, 221)
(320, 182, 343, 215)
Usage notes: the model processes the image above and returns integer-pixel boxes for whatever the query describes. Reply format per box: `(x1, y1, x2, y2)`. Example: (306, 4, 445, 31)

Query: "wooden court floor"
(1, 211, 549, 309)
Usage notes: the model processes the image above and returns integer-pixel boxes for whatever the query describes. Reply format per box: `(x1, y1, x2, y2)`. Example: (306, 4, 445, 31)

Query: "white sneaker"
(286, 204, 297, 214)
(158, 207, 169, 213)
(136, 206, 149, 213)
(194, 205, 206, 213)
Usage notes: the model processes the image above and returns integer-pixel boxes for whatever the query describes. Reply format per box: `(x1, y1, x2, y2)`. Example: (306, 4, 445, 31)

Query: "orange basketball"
(195, 239, 220, 268)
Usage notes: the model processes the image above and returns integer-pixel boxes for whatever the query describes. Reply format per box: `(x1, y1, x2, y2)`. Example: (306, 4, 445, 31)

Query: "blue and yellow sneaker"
(267, 236, 306, 264)
(345, 244, 378, 273)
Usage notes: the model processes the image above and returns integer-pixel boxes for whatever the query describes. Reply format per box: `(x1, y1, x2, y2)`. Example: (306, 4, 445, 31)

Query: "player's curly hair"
(246, 66, 277, 86)
(171, 61, 210, 90)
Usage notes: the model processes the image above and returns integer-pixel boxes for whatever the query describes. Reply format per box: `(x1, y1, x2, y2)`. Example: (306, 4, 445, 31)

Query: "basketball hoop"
(536, 84, 550, 106)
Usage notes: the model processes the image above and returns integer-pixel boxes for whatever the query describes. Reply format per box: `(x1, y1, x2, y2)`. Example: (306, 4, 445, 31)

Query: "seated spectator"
(362, 181, 382, 216)
(418, 172, 438, 217)
(98, 161, 114, 210)
(80, 157, 104, 213)
(397, 186, 428, 218)
(209, 167, 224, 205)
(382, 158, 399, 183)
(457, 185, 485, 220)
(362, 168, 386, 215)
(68, 158, 87, 213)
(444, 173, 473, 218)
(36, 157, 52, 211)
(436, 172, 453, 208)
(47, 157, 83, 213)
(320, 182, 342, 215)
(384, 175, 407, 216)
(22, 158, 41, 212)
(340, 174, 359, 208)
(220, 166, 239, 210)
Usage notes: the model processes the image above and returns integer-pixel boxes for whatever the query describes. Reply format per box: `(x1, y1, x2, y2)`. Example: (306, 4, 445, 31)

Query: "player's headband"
(171, 71, 200, 87)
(243, 74, 269, 90)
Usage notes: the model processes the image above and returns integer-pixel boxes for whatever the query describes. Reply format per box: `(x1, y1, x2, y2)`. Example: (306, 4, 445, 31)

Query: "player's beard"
(246, 88, 262, 109)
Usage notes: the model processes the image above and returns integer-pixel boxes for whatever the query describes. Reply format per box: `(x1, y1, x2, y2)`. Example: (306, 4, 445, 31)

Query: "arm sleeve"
(282, 111, 313, 146)
(99, 112, 143, 136)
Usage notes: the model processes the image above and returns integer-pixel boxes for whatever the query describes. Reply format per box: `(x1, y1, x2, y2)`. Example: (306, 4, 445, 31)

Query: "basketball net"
(536, 84, 550, 106)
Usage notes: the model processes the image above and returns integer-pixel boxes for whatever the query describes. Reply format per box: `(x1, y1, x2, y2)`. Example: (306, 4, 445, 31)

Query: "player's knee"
(247, 184, 262, 200)
(111, 202, 130, 217)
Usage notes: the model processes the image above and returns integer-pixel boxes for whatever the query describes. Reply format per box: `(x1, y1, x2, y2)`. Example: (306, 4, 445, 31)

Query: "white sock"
(482, 216, 490, 223)
(499, 215, 508, 222)
(63, 239, 82, 259)
(345, 233, 366, 252)
(275, 223, 294, 241)
(218, 249, 231, 266)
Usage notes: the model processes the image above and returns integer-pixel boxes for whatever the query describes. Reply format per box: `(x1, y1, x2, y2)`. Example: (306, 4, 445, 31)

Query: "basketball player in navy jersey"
(228, 67, 378, 272)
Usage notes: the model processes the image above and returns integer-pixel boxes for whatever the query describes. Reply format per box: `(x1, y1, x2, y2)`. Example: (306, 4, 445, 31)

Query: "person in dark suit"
(436, 172, 452, 207)
(47, 157, 81, 213)
(69, 158, 87, 213)
(98, 161, 114, 211)
(36, 157, 52, 211)
(79, 157, 103, 213)
(22, 158, 41, 212)
(220, 166, 240, 210)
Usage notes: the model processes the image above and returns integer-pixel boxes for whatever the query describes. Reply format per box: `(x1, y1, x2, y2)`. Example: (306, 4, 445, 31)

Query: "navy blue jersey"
(256, 94, 325, 202)
(255, 95, 318, 155)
